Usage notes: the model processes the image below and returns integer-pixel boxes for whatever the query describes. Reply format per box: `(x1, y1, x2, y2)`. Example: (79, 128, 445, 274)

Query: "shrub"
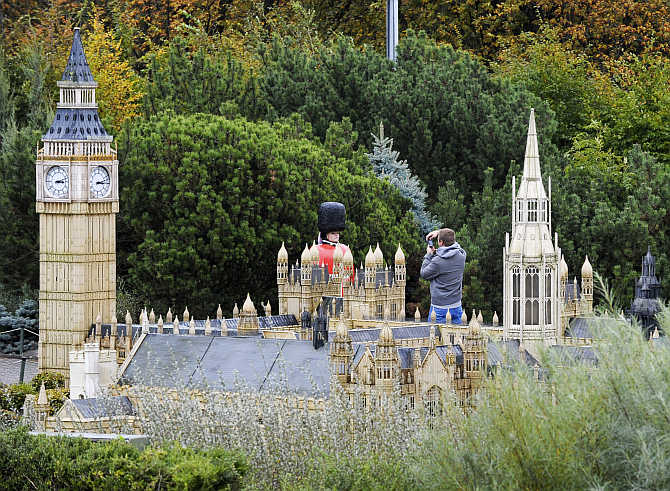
(46, 387, 69, 414)
(0, 383, 35, 412)
(31, 372, 65, 391)
(415, 311, 670, 490)
(0, 427, 248, 490)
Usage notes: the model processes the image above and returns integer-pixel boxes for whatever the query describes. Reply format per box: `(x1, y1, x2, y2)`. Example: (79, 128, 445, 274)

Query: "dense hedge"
(0, 427, 248, 490)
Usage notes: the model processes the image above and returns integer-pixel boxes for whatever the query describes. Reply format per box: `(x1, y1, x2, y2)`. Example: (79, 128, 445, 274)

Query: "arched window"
(525, 266, 539, 325)
(545, 267, 552, 325)
(512, 266, 521, 325)
(425, 386, 443, 417)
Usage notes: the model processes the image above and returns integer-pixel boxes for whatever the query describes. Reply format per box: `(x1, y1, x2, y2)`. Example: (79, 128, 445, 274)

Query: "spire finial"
(522, 108, 541, 178)
(37, 382, 48, 406)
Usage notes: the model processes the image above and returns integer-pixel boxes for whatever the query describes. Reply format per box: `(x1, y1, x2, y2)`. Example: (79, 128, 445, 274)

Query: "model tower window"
(512, 266, 521, 325)
(525, 266, 539, 325)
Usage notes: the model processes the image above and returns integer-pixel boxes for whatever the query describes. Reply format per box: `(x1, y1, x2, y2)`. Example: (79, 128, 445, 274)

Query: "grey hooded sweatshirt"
(420, 242, 466, 308)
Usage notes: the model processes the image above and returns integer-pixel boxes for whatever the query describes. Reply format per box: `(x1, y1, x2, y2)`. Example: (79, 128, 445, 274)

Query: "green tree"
(494, 27, 607, 149)
(117, 112, 423, 316)
(142, 37, 266, 121)
(372, 31, 556, 200)
(367, 121, 439, 234)
(0, 123, 40, 292)
(552, 138, 669, 302)
(260, 34, 390, 143)
(599, 55, 670, 166)
(260, 32, 557, 201)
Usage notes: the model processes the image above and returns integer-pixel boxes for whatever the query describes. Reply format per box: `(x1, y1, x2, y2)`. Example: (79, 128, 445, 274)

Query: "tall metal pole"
(386, 0, 398, 61)
(19, 324, 25, 383)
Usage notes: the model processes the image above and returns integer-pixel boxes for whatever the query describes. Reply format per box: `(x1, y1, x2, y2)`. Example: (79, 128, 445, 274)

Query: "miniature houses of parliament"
(34, 30, 598, 413)
(277, 241, 407, 323)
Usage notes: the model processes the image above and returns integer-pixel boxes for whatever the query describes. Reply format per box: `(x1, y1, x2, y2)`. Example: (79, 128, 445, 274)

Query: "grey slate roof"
(549, 345, 598, 366)
(61, 28, 95, 82)
(565, 317, 594, 339)
(351, 344, 372, 367)
(118, 334, 330, 397)
(487, 341, 503, 367)
(45, 109, 109, 140)
(397, 347, 413, 368)
(329, 324, 439, 344)
(70, 396, 135, 419)
(435, 345, 463, 365)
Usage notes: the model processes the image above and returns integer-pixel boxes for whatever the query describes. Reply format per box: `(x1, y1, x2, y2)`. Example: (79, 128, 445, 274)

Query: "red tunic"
(317, 243, 355, 285)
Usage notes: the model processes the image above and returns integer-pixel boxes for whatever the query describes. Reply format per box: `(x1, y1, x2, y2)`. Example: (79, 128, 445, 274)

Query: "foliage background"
(0, 0, 668, 320)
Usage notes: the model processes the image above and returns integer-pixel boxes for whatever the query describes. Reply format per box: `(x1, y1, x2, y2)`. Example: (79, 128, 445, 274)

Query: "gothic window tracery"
(525, 266, 539, 325)
(512, 266, 521, 325)
(425, 386, 443, 417)
(545, 267, 552, 325)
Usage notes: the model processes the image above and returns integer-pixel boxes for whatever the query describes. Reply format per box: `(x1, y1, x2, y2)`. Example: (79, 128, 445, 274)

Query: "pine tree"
(367, 122, 439, 234)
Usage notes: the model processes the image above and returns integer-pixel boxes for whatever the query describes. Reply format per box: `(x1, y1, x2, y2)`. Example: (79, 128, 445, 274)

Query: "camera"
(427, 239, 434, 248)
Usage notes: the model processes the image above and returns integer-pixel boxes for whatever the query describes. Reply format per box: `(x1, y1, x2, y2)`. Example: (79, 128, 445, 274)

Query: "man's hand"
(425, 230, 439, 241)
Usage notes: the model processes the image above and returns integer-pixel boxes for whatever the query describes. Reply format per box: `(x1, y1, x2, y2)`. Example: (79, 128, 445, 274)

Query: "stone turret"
(365, 246, 375, 287)
(330, 317, 353, 383)
(277, 241, 288, 285)
(581, 256, 593, 313)
(375, 322, 398, 392)
(394, 244, 406, 286)
(238, 293, 259, 334)
(373, 243, 384, 269)
(463, 312, 487, 394)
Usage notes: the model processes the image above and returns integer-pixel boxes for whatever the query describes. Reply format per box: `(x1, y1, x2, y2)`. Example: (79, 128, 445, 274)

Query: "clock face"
(89, 166, 111, 198)
(45, 166, 69, 198)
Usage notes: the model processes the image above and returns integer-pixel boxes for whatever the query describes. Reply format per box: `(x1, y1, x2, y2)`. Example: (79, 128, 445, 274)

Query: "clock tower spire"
(36, 27, 119, 379)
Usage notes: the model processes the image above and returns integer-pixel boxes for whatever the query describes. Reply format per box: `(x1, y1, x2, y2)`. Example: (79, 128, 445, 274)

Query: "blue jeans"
(428, 305, 462, 324)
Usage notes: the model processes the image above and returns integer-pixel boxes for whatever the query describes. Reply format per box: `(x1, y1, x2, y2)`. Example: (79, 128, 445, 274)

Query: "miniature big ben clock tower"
(36, 28, 118, 377)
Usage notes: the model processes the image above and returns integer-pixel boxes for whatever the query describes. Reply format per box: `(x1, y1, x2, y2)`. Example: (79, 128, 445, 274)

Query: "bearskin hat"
(318, 202, 346, 234)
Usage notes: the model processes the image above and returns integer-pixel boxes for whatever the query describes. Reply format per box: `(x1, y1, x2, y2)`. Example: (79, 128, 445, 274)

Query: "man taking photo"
(420, 228, 466, 324)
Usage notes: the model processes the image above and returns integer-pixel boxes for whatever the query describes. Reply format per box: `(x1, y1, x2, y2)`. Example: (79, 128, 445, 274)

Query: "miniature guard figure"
(316, 201, 352, 274)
